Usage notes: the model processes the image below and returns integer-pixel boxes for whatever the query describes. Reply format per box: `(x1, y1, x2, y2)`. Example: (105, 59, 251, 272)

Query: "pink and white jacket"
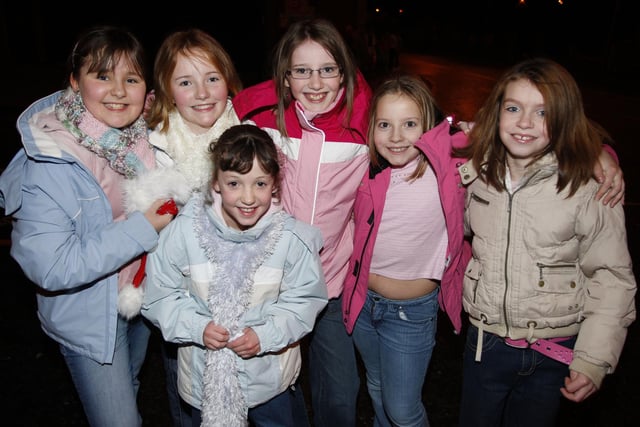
(233, 72, 372, 298)
(342, 120, 471, 333)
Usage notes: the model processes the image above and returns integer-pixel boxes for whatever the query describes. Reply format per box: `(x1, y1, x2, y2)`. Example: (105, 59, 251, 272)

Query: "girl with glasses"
(233, 18, 372, 427)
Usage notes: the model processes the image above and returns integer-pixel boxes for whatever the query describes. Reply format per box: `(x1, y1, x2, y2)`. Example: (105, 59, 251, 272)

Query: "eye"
(405, 120, 418, 128)
(377, 121, 390, 130)
(177, 80, 191, 87)
(96, 73, 109, 81)
(226, 181, 238, 188)
(126, 77, 141, 84)
(505, 105, 519, 113)
(207, 76, 220, 83)
(292, 67, 310, 76)
(536, 109, 546, 117)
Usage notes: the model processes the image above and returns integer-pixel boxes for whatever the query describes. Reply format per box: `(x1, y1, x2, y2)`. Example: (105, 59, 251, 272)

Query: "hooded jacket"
(233, 72, 371, 298)
(0, 91, 159, 363)
(342, 120, 471, 334)
(459, 152, 636, 387)
(141, 193, 328, 409)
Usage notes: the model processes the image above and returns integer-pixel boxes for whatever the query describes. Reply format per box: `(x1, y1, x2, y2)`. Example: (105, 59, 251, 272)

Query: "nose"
(111, 80, 126, 97)
(516, 113, 533, 129)
(195, 84, 208, 100)
(307, 71, 323, 89)
(390, 126, 402, 142)
(241, 187, 255, 205)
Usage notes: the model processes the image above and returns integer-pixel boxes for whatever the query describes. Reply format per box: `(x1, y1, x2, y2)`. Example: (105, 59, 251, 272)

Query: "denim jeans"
(60, 315, 150, 427)
(161, 341, 192, 427)
(190, 383, 307, 427)
(352, 289, 438, 427)
(459, 324, 577, 427)
(308, 296, 360, 427)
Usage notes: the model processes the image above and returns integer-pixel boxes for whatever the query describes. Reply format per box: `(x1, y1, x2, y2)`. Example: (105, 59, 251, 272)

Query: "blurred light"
(375, 7, 380, 13)
(399, 9, 404, 14)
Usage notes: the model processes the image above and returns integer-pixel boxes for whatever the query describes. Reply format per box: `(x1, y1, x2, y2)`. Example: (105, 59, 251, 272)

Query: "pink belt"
(504, 337, 574, 365)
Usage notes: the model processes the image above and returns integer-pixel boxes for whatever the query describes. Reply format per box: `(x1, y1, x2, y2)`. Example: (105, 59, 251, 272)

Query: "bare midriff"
(368, 273, 439, 300)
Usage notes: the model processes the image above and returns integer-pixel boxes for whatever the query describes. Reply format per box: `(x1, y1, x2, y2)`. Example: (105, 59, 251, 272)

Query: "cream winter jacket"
(459, 153, 636, 388)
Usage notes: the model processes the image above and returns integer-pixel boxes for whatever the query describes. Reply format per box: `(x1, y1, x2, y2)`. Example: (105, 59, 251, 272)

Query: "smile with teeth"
(306, 93, 326, 102)
(239, 207, 257, 214)
(388, 146, 409, 152)
(193, 104, 213, 111)
(105, 103, 126, 110)
(514, 134, 533, 143)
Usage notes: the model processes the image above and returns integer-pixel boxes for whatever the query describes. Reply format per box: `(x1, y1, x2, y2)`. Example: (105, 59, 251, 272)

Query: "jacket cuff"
(569, 357, 607, 389)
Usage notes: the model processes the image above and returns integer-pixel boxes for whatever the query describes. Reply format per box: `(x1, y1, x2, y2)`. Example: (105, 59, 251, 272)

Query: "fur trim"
(122, 167, 192, 214)
(118, 283, 144, 319)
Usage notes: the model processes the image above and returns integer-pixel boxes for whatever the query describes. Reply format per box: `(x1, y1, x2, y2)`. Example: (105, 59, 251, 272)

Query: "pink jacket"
(233, 72, 372, 298)
(342, 120, 471, 333)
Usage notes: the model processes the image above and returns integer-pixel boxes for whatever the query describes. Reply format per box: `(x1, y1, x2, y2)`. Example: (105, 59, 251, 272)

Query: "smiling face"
(213, 157, 275, 231)
(285, 39, 343, 113)
(372, 93, 424, 168)
(170, 51, 229, 134)
(499, 78, 551, 172)
(70, 56, 146, 129)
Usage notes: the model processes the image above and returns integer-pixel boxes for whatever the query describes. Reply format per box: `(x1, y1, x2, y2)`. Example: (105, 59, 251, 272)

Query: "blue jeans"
(161, 341, 192, 427)
(352, 289, 438, 427)
(459, 324, 577, 427)
(308, 296, 360, 427)
(60, 315, 150, 427)
(190, 384, 307, 427)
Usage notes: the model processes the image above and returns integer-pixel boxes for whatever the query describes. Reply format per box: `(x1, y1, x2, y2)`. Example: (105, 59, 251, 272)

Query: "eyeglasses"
(286, 66, 342, 79)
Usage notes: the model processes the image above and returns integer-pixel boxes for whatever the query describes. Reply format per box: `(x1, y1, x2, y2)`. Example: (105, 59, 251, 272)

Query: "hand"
(560, 370, 597, 402)
(457, 121, 474, 135)
(594, 148, 625, 207)
(144, 199, 176, 233)
(202, 322, 230, 350)
(227, 328, 261, 359)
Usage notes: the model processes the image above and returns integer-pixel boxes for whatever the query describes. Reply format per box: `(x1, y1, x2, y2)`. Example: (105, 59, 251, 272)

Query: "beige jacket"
(459, 153, 636, 388)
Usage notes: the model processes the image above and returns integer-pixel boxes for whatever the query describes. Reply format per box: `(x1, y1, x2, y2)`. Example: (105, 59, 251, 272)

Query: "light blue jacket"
(142, 194, 328, 409)
(0, 91, 159, 363)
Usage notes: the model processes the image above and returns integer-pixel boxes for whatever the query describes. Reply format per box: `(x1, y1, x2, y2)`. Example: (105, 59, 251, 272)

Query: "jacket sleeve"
(142, 213, 212, 345)
(7, 159, 158, 292)
(250, 221, 328, 354)
(233, 80, 278, 122)
(571, 188, 636, 387)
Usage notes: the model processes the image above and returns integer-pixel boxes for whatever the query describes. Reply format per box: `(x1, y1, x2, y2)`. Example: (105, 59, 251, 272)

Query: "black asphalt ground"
(1, 53, 639, 426)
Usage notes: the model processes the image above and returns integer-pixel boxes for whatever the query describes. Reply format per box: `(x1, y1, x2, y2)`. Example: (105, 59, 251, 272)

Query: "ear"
(69, 73, 79, 92)
(212, 181, 221, 193)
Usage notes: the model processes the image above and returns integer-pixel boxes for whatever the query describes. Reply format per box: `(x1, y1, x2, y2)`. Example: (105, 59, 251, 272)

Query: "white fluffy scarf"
(195, 193, 286, 427)
(164, 99, 240, 192)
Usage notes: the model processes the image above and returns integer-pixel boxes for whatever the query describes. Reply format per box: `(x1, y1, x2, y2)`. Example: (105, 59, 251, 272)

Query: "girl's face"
(70, 56, 146, 129)
(373, 93, 424, 168)
(170, 52, 229, 135)
(499, 78, 550, 170)
(285, 39, 343, 113)
(213, 158, 275, 231)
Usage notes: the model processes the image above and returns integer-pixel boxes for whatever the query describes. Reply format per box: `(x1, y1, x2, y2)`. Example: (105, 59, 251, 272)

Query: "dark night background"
(1, 1, 639, 426)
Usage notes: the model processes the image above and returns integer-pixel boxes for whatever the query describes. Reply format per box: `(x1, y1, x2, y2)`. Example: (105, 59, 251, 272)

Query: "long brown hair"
(456, 57, 610, 196)
(271, 18, 358, 139)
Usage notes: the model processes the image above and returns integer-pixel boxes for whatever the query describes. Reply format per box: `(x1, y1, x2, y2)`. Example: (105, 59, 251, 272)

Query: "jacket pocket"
(535, 262, 580, 294)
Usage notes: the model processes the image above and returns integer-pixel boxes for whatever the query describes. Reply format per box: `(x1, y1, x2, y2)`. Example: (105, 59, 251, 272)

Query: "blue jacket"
(142, 194, 328, 409)
(0, 91, 159, 363)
